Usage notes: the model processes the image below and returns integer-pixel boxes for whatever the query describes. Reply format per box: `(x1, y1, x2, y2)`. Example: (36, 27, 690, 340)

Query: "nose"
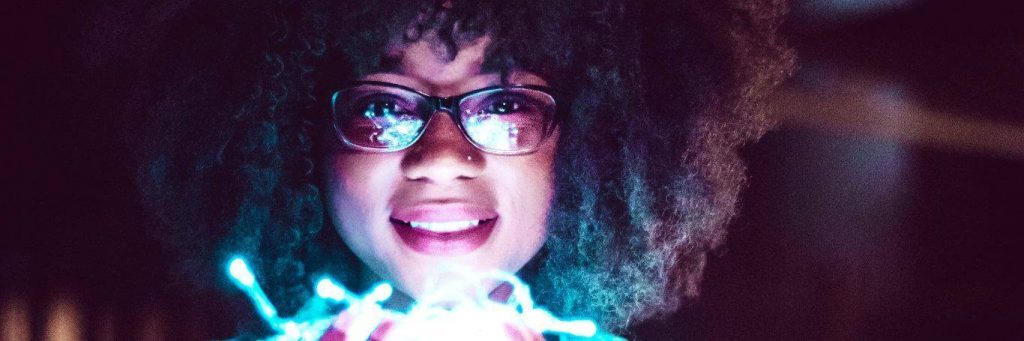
(400, 111, 485, 182)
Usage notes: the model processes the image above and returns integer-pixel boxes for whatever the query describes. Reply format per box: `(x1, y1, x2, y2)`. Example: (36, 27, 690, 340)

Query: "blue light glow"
(226, 257, 618, 340)
(370, 115, 424, 148)
(228, 257, 255, 287)
(315, 278, 347, 302)
(464, 114, 520, 150)
(227, 257, 280, 328)
(365, 283, 393, 303)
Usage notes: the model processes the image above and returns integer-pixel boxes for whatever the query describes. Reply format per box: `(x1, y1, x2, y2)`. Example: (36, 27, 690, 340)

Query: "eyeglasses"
(330, 81, 559, 155)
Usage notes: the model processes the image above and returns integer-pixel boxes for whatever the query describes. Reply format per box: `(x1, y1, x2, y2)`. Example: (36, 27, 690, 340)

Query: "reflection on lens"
(464, 114, 522, 151)
(339, 113, 424, 149)
(334, 84, 556, 153)
(335, 85, 427, 150)
(459, 88, 554, 153)
(367, 116, 424, 148)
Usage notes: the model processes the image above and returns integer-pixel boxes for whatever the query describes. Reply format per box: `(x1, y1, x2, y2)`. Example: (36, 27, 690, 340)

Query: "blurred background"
(3, 0, 1022, 339)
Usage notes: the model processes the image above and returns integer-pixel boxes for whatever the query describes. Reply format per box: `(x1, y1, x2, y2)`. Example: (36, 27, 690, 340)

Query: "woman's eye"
(485, 99, 521, 114)
(363, 101, 402, 117)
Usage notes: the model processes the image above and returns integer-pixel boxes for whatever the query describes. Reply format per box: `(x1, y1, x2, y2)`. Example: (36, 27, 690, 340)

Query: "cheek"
(500, 161, 555, 220)
(491, 141, 558, 268)
(322, 153, 401, 249)
(508, 172, 553, 265)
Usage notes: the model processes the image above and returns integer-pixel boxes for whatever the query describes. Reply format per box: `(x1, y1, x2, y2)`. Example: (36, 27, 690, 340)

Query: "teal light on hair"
(226, 257, 281, 329)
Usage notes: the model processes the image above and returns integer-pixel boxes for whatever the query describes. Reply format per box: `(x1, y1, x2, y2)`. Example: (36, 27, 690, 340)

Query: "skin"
(322, 33, 559, 300)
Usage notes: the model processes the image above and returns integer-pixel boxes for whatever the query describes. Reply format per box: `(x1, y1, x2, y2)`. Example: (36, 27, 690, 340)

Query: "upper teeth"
(408, 220, 481, 233)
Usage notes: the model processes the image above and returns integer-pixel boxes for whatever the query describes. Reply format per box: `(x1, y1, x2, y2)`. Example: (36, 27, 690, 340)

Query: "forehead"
(362, 33, 548, 96)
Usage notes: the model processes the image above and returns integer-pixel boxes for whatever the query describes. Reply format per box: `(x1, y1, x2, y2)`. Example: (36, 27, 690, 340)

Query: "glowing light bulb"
(315, 278, 347, 302)
(225, 257, 279, 328)
(228, 257, 255, 287)
(365, 283, 393, 303)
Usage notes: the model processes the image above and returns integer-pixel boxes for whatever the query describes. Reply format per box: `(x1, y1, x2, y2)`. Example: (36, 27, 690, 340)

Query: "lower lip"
(391, 218, 497, 256)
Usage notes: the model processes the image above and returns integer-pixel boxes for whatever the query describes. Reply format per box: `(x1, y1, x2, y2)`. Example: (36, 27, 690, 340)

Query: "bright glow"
(226, 258, 279, 328)
(343, 302, 385, 341)
(45, 294, 82, 341)
(315, 278, 347, 302)
(228, 257, 255, 287)
(365, 283, 393, 303)
(464, 114, 520, 150)
(371, 116, 423, 148)
(226, 257, 612, 340)
(1, 293, 31, 341)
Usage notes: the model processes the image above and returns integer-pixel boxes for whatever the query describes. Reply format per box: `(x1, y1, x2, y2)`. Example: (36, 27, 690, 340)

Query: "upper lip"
(390, 201, 498, 223)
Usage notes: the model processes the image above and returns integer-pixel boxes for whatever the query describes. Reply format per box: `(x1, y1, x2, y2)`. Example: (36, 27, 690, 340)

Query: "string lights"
(226, 257, 623, 340)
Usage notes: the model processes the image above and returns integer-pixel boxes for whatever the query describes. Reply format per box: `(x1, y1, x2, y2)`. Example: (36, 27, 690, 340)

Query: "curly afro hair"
(135, 0, 794, 334)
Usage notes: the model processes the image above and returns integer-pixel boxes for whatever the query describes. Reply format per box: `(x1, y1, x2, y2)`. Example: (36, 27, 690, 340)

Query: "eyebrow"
(368, 54, 517, 86)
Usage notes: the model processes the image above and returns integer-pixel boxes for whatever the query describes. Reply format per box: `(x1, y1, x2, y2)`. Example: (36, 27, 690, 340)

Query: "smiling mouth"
(390, 217, 498, 255)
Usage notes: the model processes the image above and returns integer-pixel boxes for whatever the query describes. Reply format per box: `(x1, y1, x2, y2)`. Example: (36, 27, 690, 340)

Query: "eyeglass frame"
(329, 80, 562, 155)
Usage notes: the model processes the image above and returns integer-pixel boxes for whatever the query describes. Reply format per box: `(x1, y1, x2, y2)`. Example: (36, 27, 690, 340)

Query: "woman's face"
(322, 34, 558, 299)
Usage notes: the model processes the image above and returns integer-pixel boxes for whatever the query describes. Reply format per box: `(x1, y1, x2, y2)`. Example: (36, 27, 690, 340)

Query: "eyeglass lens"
(332, 84, 556, 153)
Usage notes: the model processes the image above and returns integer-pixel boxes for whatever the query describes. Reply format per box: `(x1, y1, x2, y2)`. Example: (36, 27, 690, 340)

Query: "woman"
(137, 0, 793, 338)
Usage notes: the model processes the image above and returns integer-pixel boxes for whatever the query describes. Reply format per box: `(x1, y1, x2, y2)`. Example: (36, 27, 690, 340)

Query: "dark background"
(4, 0, 1023, 340)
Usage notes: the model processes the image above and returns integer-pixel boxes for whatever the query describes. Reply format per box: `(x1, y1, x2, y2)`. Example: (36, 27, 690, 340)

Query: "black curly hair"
(135, 0, 794, 334)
